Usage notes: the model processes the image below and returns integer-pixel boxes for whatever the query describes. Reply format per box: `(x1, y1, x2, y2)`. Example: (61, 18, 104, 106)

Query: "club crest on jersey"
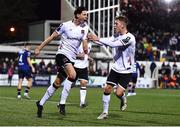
(81, 30, 85, 34)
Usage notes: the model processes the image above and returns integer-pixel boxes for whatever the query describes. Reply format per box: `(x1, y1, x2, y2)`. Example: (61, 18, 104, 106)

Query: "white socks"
(80, 87, 87, 105)
(102, 93, 110, 114)
(60, 79, 73, 104)
(39, 84, 56, 106)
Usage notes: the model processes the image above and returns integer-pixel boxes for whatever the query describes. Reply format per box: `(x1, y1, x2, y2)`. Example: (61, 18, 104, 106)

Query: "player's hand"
(76, 53, 85, 60)
(88, 57, 94, 64)
(88, 33, 99, 41)
(34, 47, 40, 56)
(32, 67, 35, 73)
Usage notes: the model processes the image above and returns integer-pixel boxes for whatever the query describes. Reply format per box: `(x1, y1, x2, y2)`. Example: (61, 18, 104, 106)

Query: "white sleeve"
(99, 36, 132, 48)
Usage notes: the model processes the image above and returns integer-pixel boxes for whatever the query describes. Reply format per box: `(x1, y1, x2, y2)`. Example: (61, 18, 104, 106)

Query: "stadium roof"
(0, 45, 21, 53)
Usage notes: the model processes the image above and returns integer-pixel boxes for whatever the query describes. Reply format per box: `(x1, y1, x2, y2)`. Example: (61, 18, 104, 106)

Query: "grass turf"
(0, 86, 180, 126)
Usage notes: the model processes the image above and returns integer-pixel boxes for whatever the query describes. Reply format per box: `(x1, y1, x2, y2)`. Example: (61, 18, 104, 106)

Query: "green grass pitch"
(0, 86, 180, 126)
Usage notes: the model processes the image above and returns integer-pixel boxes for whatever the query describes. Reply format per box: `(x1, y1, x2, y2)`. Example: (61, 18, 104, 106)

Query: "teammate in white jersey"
(58, 43, 93, 108)
(34, 6, 89, 118)
(74, 43, 93, 108)
(88, 16, 136, 119)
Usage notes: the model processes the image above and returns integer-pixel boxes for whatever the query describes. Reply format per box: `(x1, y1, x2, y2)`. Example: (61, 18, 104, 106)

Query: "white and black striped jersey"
(99, 32, 136, 73)
(74, 43, 92, 69)
(55, 20, 89, 62)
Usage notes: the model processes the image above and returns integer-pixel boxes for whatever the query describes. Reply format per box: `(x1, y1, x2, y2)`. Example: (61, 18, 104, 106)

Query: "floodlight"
(164, 0, 173, 3)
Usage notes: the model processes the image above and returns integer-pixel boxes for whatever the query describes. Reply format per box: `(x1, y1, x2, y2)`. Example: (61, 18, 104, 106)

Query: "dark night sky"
(0, 0, 60, 43)
(36, 0, 60, 21)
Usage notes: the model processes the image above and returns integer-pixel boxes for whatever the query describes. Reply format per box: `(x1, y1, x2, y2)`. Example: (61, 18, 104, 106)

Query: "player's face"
(114, 20, 124, 33)
(77, 11, 88, 23)
(26, 45, 31, 50)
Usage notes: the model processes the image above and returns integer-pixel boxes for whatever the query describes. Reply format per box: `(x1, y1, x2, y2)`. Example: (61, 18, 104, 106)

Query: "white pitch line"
(0, 96, 76, 105)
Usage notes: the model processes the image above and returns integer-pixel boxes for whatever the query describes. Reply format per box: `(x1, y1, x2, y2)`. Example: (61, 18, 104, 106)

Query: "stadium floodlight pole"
(116, 0, 121, 16)
(164, 0, 173, 3)
(164, 0, 173, 13)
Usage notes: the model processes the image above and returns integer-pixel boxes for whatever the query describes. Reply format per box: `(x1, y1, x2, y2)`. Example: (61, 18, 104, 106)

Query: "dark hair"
(74, 6, 87, 17)
(24, 42, 30, 47)
(115, 15, 128, 25)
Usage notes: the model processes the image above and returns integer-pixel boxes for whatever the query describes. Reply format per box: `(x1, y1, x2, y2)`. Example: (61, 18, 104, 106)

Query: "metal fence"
(67, 0, 120, 38)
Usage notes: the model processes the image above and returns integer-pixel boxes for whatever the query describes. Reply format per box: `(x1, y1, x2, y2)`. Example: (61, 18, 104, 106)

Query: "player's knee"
(104, 85, 113, 94)
(53, 82, 60, 89)
(116, 87, 125, 97)
(67, 73, 76, 82)
(54, 79, 61, 88)
(68, 70, 76, 79)
(67, 77, 76, 82)
(80, 80, 88, 87)
(116, 91, 123, 97)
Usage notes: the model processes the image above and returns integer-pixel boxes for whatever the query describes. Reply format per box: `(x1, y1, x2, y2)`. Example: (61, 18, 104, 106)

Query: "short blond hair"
(115, 15, 128, 26)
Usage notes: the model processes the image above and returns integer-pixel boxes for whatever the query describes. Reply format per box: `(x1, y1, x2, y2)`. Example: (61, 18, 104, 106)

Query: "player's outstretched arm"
(82, 39, 89, 54)
(35, 31, 59, 56)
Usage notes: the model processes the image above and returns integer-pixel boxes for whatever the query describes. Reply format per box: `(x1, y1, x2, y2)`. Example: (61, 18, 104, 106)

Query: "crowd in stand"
(0, 57, 106, 76)
(120, 0, 180, 61)
(158, 62, 180, 89)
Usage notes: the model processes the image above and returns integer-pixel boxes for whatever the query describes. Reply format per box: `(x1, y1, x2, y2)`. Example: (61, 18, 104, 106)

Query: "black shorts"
(74, 67, 88, 81)
(106, 69, 132, 89)
(56, 54, 74, 79)
(130, 73, 138, 83)
(18, 69, 32, 79)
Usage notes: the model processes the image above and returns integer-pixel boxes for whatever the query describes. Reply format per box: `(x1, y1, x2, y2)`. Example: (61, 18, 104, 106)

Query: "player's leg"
(131, 75, 137, 96)
(116, 86, 127, 111)
(97, 69, 120, 119)
(77, 67, 88, 108)
(23, 69, 33, 99)
(79, 79, 88, 107)
(115, 73, 132, 111)
(59, 63, 76, 115)
(24, 78, 32, 99)
(36, 76, 64, 118)
(17, 70, 24, 99)
(97, 84, 112, 119)
(127, 81, 133, 96)
(17, 78, 23, 99)
(131, 83, 136, 95)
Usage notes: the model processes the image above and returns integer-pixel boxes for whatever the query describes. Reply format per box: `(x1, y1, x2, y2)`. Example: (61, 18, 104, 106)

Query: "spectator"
(139, 63, 145, 77)
(150, 61, 156, 78)
(169, 34, 178, 51)
(1, 62, 8, 74)
(7, 65, 14, 86)
(39, 59, 45, 69)
(161, 74, 170, 89)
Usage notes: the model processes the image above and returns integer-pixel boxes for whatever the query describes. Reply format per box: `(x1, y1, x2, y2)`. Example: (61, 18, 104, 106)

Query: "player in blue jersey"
(17, 43, 35, 99)
(127, 62, 140, 96)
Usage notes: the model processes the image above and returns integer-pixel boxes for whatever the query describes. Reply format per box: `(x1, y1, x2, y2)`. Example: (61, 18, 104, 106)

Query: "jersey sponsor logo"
(66, 37, 80, 40)
(122, 37, 131, 44)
